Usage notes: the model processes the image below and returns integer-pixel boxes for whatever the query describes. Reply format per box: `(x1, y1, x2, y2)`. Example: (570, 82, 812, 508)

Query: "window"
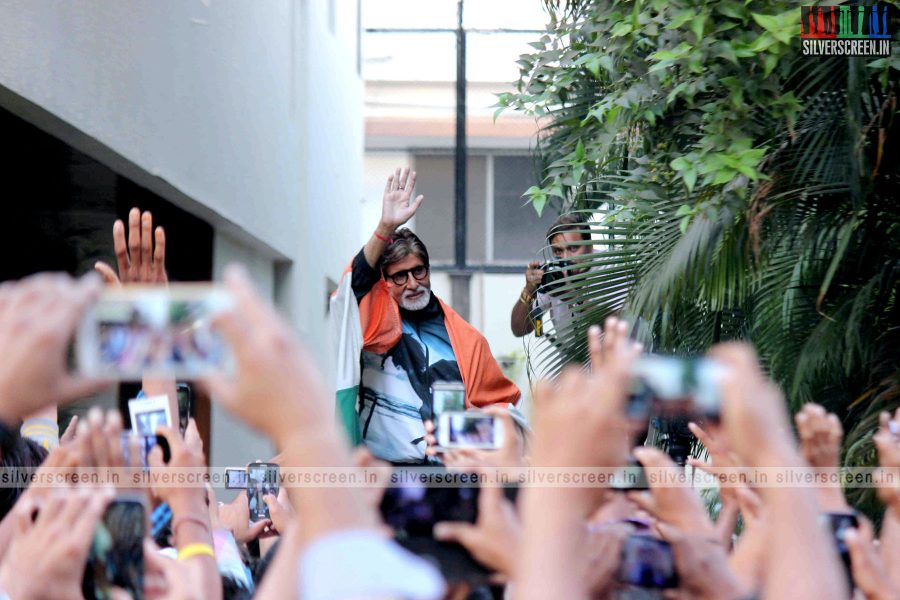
(413, 152, 556, 266)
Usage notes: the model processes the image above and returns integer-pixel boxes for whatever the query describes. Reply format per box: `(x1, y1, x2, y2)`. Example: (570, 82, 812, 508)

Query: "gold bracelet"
(177, 543, 215, 561)
(519, 290, 533, 306)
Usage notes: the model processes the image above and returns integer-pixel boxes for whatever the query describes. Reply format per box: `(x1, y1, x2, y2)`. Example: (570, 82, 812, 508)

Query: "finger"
(410, 194, 424, 213)
(104, 410, 125, 468)
(60, 415, 79, 445)
(407, 170, 417, 195)
(625, 491, 656, 517)
(154, 227, 167, 283)
(127, 434, 143, 469)
(128, 208, 141, 277)
(87, 407, 110, 468)
(246, 519, 269, 540)
(384, 174, 394, 195)
(392, 167, 401, 191)
(141, 211, 153, 279)
(185, 418, 203, 454)
(398, 167, 410, 191)
(94, 261, 121, 286)
(155, 425, 187, 456)
(588, 324, 603, 372)
(433, 521, 475, 545)
(13, 496, 37, 537)
(687, 422, 713, 449)
(113, 219, 130, 277)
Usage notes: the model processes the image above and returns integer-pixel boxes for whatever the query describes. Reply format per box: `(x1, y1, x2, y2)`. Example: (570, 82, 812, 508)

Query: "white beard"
(399, 287, 431, 311)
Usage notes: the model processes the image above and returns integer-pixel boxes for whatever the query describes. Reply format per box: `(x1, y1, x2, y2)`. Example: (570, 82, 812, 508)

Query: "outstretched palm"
(381, 167, 424, 230)
(94, 207, 168, 285)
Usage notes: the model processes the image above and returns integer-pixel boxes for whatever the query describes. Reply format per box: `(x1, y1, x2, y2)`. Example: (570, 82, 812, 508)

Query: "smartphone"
(247, 463, 279, 522)
(225, 468, 248, 490)
(432, 381, 466, 418)
(77, 284, 234, 380)
(618, 534, 679, 589)
(822, 512, 858, 586)
(380, 469, 518, 583)
(83, 497, 146, 600)
(629, 355, 726, 419)
(120, 431, 171, 467)
(176, 383, 193, 432)
(380, 479, 480, 537)
(437, 412, 502, 450)
(128, 395, 172, 437)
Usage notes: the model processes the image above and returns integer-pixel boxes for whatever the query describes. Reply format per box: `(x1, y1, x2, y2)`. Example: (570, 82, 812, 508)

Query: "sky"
(362, 0, 552, 83)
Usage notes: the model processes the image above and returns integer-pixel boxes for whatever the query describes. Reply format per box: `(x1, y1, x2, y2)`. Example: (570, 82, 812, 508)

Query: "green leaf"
(666, 9, 695, 30)
(532, 194, 547, 217)
(690, 12, 708, 41)
(575, 140, 585, 161)
(610, 21, 633, 38)
(679, 215, 691, 233)
(683, 168, 698, 192)
(670, 157, 691, 171)
(675, 204, 693, 217)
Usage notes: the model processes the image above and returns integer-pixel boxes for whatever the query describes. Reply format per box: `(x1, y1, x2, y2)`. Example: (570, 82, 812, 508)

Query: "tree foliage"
(502, 0, 900, 516)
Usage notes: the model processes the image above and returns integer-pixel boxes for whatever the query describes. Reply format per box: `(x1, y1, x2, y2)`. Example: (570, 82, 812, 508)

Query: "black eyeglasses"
(386, 264, 429, 286)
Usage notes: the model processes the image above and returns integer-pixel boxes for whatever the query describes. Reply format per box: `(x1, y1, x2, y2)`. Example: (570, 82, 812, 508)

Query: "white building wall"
(0, 1, 364, 464)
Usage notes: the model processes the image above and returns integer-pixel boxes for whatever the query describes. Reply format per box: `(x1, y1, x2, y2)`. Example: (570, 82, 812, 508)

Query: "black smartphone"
(379, 469, 518, 583)
(618, 534, 679, 589)
(247, 463, 279, 522)
(83, 497, 146, 599)
(225, 468, 248, 490)
(822, 512, 858, 586)
(610, 462, 650, 491)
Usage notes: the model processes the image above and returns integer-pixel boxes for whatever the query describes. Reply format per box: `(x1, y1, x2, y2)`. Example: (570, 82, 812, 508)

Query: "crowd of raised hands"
(0, 208, 899, 600)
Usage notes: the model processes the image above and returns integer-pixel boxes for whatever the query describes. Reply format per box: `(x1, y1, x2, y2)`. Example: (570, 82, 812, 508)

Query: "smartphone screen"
(76, 285, 234, 380)
(618, 535, 678, 589)
(83, 498, 145, 599)
(247, 463, 279, 522)
(437, 412, 501, 449)
(631, 355, 725, 419)
(380, 477, 480, 537)
(432, 382, 466, 419)
(226, 468, 248, 490)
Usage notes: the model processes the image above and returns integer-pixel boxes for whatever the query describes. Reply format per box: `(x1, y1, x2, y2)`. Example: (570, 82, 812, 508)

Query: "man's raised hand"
(380, 167, 424, 232)
(94, 207, 168, 285)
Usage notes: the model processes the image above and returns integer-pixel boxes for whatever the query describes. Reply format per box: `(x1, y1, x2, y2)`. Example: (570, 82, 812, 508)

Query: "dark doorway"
(0, 104, 215, 449)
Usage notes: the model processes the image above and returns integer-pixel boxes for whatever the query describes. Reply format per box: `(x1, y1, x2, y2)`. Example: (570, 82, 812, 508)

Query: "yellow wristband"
(177, 543, 215, 561)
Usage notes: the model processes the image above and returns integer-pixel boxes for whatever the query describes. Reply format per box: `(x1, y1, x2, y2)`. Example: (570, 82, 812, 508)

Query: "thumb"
(433, 521, 476, 545)
(93, 261, 121, 286)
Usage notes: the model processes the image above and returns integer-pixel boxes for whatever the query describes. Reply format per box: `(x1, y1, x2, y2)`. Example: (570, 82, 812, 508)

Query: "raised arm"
(510, 261, 543, 337)
(363, 167, 424, 269)
(95, 207, 179, 427)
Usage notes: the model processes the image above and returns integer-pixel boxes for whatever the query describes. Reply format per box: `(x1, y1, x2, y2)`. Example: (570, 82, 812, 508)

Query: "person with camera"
(331, 167, 520, 465)
(509, 213, 594, 338)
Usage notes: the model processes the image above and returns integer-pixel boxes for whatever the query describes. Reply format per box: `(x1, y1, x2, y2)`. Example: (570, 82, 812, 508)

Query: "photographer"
(510, 213, 594, 338)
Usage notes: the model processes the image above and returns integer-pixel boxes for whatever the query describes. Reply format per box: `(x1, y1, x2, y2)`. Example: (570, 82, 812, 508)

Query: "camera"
(539, 259, 572, 293)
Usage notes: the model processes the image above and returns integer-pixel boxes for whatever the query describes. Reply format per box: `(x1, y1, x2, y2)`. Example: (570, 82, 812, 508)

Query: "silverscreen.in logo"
(801, 5, 891, 56)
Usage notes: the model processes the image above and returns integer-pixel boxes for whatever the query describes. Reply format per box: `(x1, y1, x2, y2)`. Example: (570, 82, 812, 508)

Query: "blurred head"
(0, 436, 48, 521)
(547, 214, 593, 274)
(380, 228, 432, 311)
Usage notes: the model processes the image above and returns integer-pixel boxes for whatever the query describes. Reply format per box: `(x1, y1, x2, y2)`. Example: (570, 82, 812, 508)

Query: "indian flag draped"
(329, 274, 363, 445)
